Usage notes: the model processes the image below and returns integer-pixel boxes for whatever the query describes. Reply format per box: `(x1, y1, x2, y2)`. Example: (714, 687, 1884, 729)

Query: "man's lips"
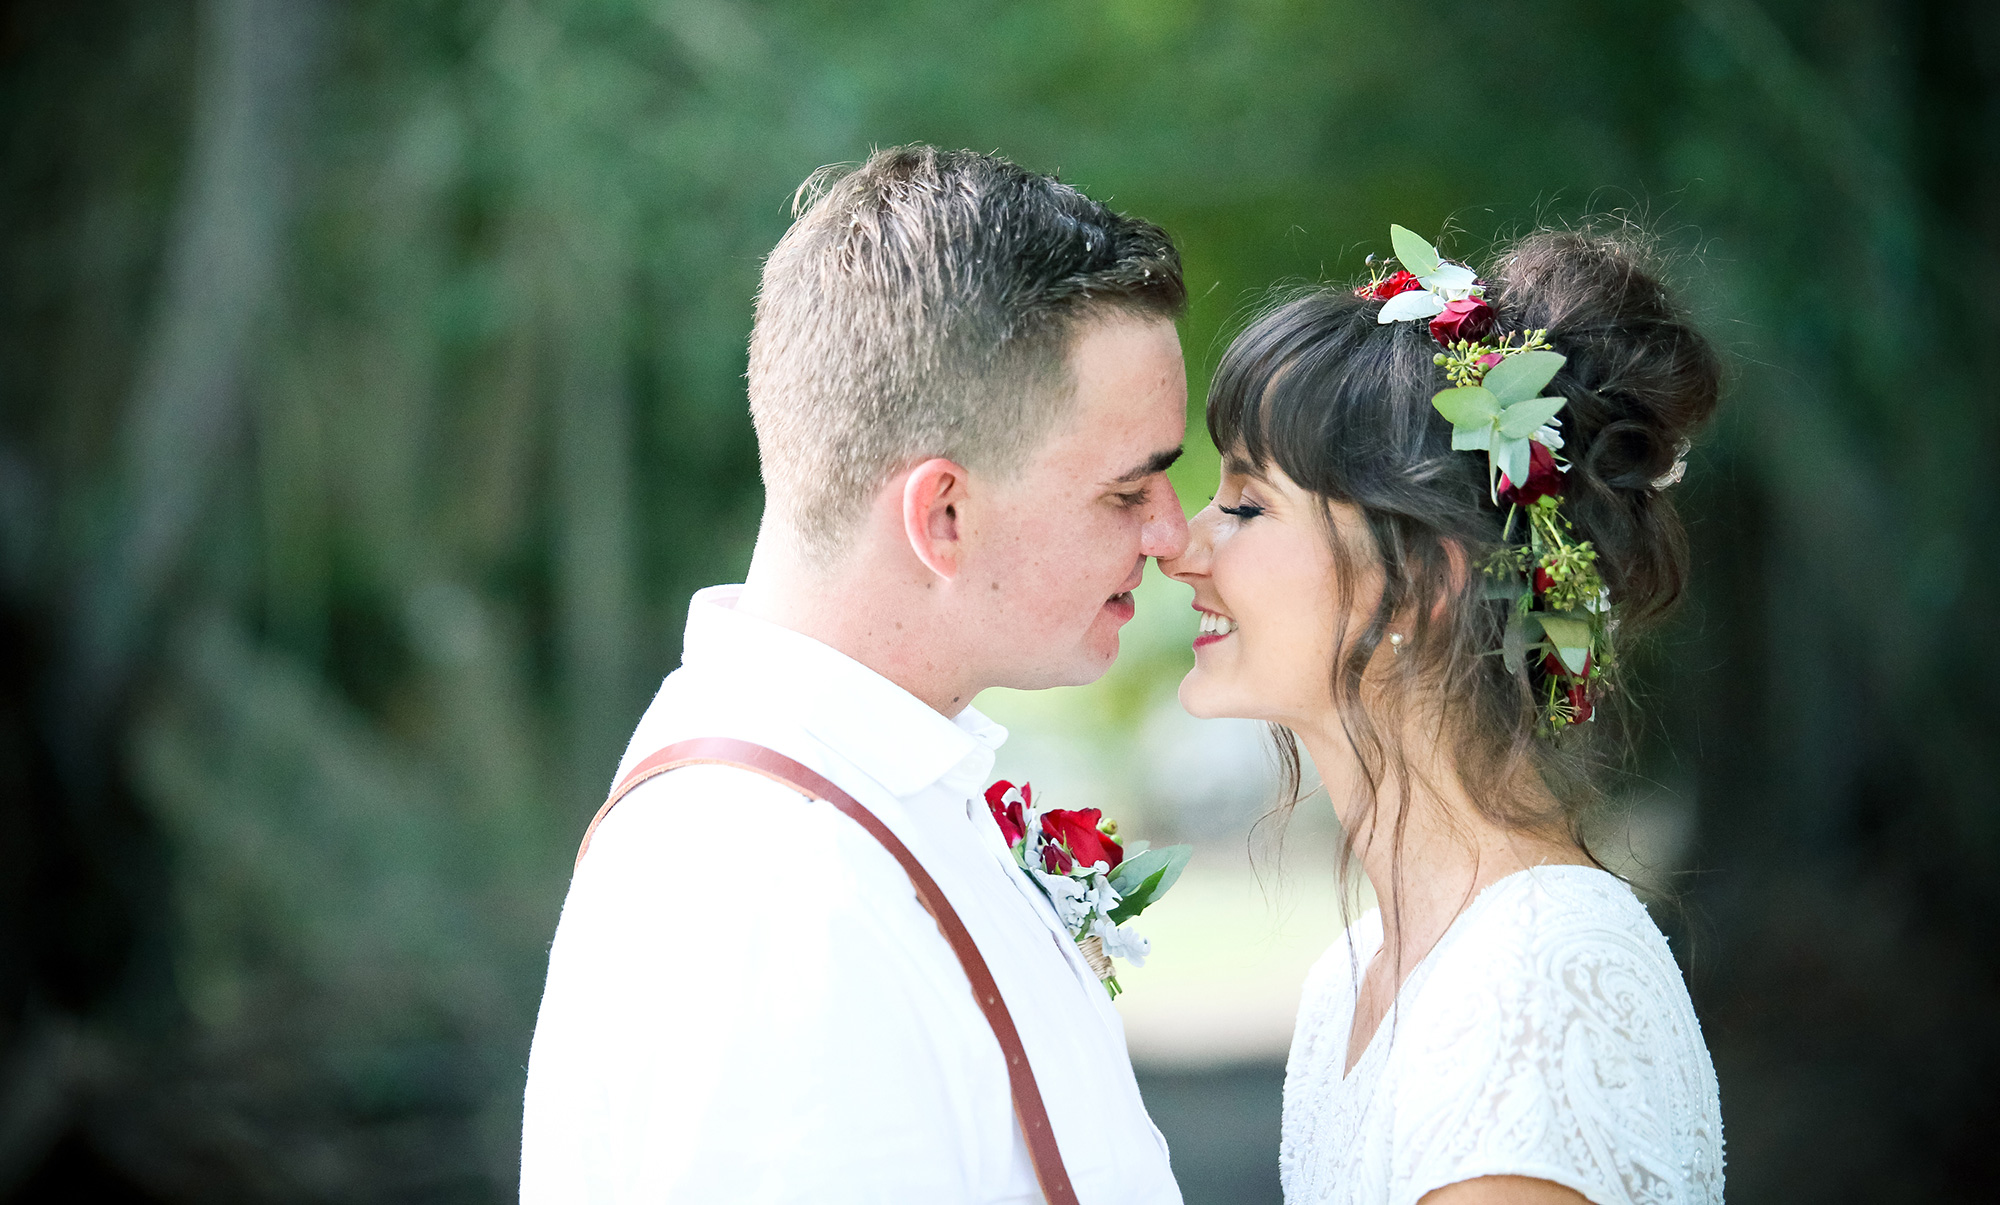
(1101, 563, 1145, 619)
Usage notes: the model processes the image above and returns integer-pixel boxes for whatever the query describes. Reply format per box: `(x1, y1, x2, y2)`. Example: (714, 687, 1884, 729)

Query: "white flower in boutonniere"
(984, 780, 1192, 999)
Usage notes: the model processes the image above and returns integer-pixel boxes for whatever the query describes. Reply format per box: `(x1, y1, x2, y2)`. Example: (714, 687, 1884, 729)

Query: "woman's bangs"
(1205, 294, 1338, 475)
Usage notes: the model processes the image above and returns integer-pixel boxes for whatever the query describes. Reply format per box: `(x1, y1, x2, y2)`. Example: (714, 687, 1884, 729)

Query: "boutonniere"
(985, 780, 1192, 998)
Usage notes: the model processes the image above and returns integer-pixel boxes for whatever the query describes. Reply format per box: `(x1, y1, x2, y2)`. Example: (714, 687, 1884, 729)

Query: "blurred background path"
(4, 0, 1998, 1200)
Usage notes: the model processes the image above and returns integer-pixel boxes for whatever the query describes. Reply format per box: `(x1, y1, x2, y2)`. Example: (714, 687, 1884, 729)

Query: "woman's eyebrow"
(1222, 453, 1267, 481)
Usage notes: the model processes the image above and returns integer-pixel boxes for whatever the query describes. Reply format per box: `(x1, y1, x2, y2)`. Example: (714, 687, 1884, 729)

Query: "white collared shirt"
(521, 586, 1182, 1204)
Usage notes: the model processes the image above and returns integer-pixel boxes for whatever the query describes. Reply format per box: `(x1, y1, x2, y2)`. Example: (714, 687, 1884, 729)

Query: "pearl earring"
(1389, 632, 1404, 653)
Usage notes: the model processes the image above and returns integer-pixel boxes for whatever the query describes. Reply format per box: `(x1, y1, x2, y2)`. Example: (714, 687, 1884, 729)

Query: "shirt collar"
(680, 585, 1007, 800)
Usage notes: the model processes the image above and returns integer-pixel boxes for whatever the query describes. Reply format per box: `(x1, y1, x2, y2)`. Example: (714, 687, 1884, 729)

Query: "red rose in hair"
(1541, 651, 1592, 681)
(1040, 808, 1124, 872)
(984, 780, 1028, 847)
(1359, 270, 1422, 300)
(1566, 684, 1594, 724)
(1533, 565, 1555, 596)
(1429, 297, 1495, 344)
(1498, 441, 1563, 506)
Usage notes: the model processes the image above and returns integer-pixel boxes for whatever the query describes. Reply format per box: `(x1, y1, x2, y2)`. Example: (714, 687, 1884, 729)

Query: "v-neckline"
(1338, 865, 1567, 1080)
(1340, 920, 1394, 1081)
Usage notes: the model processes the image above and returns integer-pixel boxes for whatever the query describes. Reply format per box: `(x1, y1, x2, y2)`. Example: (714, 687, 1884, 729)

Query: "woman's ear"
(901, 458, 968, 580)
(1434, 539, 1471, 621)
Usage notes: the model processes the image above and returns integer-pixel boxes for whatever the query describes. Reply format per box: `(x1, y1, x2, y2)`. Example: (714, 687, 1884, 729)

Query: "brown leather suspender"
(574, 737, 1081, 1205)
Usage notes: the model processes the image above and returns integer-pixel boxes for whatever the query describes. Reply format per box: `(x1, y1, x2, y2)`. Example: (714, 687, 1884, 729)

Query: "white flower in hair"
(1376, 225, 1484, 324)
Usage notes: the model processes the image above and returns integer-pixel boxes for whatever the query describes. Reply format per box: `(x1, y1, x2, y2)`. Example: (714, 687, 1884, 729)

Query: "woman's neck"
(1296, 726, 1590, 977)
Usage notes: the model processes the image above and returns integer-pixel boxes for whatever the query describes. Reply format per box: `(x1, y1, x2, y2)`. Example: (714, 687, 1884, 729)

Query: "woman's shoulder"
(1389, 866, 1723, 1204)
(1436, 865, 1680, 992)
(1409, 865, 1701, 1065)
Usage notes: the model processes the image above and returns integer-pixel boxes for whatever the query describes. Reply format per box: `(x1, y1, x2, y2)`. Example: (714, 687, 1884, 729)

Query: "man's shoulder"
(584, 762, 849, 874)
(609, 663, 812, 777)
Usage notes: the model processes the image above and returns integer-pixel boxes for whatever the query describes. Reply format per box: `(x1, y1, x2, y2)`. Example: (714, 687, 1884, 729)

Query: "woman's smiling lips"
(1192, 604, 1237, 649)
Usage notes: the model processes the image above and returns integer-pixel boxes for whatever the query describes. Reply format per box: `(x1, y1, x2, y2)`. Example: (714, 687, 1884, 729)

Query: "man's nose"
(1142, 478, 1191, 560)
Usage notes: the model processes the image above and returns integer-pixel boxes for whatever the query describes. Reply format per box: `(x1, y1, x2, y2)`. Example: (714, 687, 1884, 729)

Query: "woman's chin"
(1178, 670, 1298, 726)
(1177, 670, 1241, 720)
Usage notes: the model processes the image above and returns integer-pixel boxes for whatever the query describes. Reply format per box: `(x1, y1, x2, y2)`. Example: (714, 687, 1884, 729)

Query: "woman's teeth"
(1199, 612, 1237, 636)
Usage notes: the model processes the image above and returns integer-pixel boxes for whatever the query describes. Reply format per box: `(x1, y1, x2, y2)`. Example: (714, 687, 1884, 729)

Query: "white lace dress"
(1280, 866, 1722, 1205)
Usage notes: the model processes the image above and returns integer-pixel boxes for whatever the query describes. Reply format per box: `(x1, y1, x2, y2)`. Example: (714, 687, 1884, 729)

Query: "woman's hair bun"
(1488, 228, 1722, 624)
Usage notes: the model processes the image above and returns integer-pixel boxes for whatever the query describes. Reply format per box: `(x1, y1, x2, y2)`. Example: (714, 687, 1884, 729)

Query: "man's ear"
(901, 458, 969, 580)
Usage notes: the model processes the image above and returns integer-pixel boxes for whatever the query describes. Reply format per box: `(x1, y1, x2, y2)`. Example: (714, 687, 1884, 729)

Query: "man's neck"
(737, 533, 978, 716)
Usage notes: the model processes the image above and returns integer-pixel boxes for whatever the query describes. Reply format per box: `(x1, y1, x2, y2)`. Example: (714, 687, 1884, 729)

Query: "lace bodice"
(1281, 866, 1722, 1205)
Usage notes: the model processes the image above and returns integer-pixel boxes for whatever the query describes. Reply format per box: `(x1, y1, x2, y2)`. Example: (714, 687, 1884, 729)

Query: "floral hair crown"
(1357, 224, 1640, 734)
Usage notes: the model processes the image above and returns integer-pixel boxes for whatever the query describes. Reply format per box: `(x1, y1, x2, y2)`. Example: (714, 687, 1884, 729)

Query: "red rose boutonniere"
(984, 780, 1191, 998)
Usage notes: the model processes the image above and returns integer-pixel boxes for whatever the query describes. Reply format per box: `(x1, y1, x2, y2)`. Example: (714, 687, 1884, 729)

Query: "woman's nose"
(1142, 478, 1190, 561)
(1161, 507, 1215, 580)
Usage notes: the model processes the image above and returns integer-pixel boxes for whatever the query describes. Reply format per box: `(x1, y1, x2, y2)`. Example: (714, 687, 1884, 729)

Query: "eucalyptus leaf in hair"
(1497, 396, 1567, 440)
(1482, 350, 1564, 403)
(1389, 224, 1442, 278)
(1433, 386, 1500, 428)
(1535, 614, 1594, 675)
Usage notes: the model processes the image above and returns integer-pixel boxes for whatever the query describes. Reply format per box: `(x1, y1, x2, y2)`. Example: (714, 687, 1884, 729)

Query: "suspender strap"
(574, 737, 1081, 1205)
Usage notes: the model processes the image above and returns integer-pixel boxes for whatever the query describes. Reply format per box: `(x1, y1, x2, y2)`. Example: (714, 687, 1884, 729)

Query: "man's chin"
(999, 636, 1122, 692)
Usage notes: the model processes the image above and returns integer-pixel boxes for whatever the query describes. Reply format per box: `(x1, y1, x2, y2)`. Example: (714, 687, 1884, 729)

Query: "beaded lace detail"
(1280, 866, 1722, 1205)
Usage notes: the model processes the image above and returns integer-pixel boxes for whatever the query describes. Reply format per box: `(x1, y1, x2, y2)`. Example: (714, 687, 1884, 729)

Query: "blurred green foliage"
(2, 0, 1995, 1199)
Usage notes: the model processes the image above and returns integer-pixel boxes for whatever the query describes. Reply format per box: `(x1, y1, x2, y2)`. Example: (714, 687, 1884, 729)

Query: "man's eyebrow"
(1110, 446, 1183, 484)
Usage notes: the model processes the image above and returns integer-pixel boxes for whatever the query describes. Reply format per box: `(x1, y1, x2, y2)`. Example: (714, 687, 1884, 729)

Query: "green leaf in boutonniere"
(1106, 844, 1192, 925)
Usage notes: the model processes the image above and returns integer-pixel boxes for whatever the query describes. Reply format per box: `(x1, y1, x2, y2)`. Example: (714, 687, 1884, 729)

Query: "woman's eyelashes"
(1217, 500, 1265, 520)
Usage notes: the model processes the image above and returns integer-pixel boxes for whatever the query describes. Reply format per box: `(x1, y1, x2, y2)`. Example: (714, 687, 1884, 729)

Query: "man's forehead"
(1068, 314, 1185, 390)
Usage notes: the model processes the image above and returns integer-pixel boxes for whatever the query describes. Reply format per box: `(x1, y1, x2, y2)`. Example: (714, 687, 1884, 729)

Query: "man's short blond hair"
(747, 146, 1185, 562)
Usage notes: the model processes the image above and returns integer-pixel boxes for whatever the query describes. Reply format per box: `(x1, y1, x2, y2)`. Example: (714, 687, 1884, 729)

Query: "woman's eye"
(1217, 502, 1265, 520)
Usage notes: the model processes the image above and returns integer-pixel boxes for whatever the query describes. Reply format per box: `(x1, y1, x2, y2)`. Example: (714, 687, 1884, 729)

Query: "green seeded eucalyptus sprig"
(1376, 221, 1614, 735)
(1435, 329, 1553, 388)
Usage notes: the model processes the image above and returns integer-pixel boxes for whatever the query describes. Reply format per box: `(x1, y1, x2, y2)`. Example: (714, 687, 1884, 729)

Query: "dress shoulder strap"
(575, 737, 1080, 1205)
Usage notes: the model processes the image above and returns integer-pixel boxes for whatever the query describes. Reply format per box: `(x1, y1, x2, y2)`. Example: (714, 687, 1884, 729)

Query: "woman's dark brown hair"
(1210, 225, 1721, 907)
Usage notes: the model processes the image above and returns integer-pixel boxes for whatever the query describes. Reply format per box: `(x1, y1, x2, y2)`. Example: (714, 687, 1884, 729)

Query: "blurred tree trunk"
(1, 0, 1994, 1201)
(0, 0, 320, 1195)
(1671, 1, 2000, 1198)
